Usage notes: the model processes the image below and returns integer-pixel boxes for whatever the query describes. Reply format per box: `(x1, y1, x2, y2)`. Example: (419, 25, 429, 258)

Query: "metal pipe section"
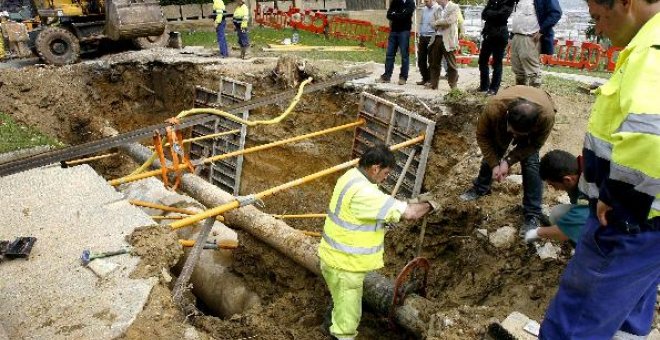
(169, 135, 425, 230)
(109, 119, 365, 187)
(64, 152, 119, 166)
(130, 199, 199, 215)
(147, 129, 240, 149)
(118, 138, 432, 337)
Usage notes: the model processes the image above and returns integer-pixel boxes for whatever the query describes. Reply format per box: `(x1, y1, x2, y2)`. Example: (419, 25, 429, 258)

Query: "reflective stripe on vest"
(617, 113, 660, 136)
(322, 233, 383, 255)
(325, 176, 392, 233)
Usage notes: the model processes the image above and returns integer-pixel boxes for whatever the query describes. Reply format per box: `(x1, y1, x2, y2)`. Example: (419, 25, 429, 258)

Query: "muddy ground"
(2, 51, 654, 340)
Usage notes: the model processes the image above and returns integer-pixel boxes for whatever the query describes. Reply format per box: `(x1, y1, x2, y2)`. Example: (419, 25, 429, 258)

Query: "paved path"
(0, 165, 156, 339)
(347, 62, 608, 100)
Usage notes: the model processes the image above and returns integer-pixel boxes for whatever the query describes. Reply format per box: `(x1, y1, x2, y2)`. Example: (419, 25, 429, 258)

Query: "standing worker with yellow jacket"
(233, 0, 250, 59)
(318, 145, 436, 340)
(213, 0, 228, 57)
(540, 0, 660, 338)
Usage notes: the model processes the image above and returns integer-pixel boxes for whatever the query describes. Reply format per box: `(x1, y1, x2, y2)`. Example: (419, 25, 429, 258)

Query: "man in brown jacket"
(460, 85, 556, 234)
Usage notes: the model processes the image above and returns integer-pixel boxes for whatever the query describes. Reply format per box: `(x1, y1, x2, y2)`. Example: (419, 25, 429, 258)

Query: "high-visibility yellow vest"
(580, 13, 660, 222)
(213, 0, 225, 25)
(233, 4, 249, 29)
(318, 168, 404, 272)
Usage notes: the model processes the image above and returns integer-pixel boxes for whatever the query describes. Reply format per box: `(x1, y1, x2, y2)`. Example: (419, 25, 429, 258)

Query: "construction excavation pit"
(0, 52, 606, 340)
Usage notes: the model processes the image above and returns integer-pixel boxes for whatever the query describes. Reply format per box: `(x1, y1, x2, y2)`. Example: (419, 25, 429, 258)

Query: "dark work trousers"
(478, 33, 508, 93)
(383, 30, 411, 80)
(233, 22, 250, 47)
(417, 35, 433, 83)
(428, 36, 458, 88)
(216, 20, 228, 57)
(472, 151, 543, 217)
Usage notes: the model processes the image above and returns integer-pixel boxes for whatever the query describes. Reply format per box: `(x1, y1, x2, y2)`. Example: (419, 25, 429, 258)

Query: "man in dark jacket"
(460, 85, 557, 235)
(510, 0, 562, 87)
(377, 0, 416, 85)
(478, 0, 515, 95)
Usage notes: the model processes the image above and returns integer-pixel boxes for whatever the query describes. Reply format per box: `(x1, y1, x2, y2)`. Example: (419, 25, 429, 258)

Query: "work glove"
(409, 192, 440, 213)
(524, 228, 541, 244)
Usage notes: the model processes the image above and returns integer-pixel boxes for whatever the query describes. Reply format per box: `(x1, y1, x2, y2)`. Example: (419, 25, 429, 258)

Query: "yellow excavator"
(0, 0, 168, 65)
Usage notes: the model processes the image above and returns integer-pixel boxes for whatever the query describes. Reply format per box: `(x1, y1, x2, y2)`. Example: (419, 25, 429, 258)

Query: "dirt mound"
(128, 225, 184, 279)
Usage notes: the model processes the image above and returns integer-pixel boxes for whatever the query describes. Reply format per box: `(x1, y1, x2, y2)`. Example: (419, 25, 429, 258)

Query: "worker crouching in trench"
(318, 144, 438, 340)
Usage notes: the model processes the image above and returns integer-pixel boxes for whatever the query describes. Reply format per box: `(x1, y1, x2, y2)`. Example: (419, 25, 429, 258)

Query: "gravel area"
(0, 165, 157, 339)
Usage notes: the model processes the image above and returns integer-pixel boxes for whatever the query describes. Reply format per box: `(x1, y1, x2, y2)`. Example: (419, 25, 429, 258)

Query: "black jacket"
(481, 0, 515, 38)
(386, 0, 416, 32)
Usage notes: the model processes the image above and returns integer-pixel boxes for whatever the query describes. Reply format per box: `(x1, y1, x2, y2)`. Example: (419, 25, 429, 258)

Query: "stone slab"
(201, 3, 214, 18)
(180, 4, 203, 20)
(276, 1, 293, 11)
(301, 0, 323, 10)
(162, 5, 182, 21)
(0, 165, 157, 340)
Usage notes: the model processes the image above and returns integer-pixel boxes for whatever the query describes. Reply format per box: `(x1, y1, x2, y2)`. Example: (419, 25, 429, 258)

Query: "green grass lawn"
(182, 26, 405, 64)
(0, 113, 61, 153)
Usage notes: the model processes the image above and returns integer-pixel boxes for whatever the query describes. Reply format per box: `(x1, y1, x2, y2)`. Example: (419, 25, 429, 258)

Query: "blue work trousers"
(216, 20, 228, 57)
(382, 31, 410, 81)
(473, 151, 543, 217)
(233, 22, 250, 47)
(540, 215, 660, 339)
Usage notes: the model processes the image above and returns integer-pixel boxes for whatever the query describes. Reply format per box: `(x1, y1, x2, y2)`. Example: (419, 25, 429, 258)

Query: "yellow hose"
(128, 77, 313, 176)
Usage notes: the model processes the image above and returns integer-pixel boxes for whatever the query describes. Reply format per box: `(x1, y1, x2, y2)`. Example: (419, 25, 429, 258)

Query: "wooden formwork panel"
(190, 78, 252, 195)
(353, 92, 435, 199)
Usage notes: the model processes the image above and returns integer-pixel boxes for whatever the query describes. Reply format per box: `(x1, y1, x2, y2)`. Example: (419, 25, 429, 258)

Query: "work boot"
(398, 78, 406, 85)
(416, 80, 428, 85)
(459, 187, 487, 202)
(240, 47, 247, 59)
(520, 215, 541, 237)
(376, 76, 390, 83)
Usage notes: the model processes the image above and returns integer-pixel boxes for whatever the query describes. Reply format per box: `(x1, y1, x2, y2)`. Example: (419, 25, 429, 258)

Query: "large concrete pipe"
(118, 141, 433, 337)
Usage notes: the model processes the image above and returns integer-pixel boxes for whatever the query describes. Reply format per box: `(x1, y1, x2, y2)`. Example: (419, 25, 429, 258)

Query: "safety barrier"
(254, 5, 621, 73)
(328, 17, 374, 43)
(289, 9, 328, 35)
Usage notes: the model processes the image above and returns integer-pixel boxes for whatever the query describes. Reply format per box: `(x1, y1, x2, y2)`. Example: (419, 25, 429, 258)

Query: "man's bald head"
(507, 98, 542, 133)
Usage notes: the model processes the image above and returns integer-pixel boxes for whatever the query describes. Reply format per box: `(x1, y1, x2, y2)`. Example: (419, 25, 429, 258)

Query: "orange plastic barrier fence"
(578, 41, 604, 71)
(328, 17, 374, 43)
(374, 26, 390, 48)
(289, 9, 328, 35)
(254, 6, 621, 73)
(606, 46, 623, 71)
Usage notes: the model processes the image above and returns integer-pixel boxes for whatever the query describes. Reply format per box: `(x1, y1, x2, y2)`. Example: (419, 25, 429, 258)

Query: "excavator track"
(0, 71, 368, 177)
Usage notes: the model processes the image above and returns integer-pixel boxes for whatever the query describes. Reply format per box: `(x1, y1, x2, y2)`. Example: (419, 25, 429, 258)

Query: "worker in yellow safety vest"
(213, 0, 228, 57)
(539, 0, 660, 338)
(232, 0, 250, 59)
(318, 144, 438, 340)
